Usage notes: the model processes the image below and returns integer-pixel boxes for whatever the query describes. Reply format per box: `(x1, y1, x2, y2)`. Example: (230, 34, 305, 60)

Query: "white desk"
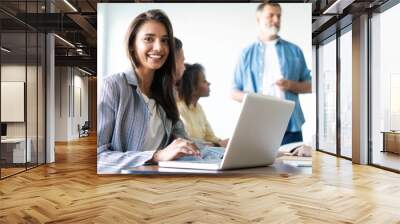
(1, 138, 31, 163)
(122, 160, 311, 175)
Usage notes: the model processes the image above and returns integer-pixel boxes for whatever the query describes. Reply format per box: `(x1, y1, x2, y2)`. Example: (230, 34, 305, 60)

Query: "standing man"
(232, 2, 311, 146)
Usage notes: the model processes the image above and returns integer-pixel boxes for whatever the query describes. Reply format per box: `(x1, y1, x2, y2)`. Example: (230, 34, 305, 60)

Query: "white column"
(352, 14, 369, 164)
(46, 32, 55, 163)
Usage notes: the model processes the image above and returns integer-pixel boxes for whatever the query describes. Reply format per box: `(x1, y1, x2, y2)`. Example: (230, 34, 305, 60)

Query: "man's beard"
(265, 25, 279, 37)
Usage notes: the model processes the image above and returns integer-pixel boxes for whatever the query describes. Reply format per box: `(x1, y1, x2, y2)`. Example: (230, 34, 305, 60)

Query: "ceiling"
(0, 0, 391, 76)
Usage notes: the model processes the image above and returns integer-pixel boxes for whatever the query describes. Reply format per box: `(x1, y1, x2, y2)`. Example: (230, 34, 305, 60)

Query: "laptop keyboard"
(178, 146, 225, 162)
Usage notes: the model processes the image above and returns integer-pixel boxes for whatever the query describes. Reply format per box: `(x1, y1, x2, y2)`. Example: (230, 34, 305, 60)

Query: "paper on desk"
(281, 160, 312, 167)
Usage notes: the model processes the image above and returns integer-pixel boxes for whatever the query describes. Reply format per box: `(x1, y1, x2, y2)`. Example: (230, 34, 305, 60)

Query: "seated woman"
(173, 37, 185, 83)
(177, 63, 229, 147)
(97, 9, 199, 174)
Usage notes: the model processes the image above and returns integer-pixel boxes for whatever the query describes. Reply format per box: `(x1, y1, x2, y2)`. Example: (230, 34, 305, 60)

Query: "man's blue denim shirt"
(232, 38, 311, 132)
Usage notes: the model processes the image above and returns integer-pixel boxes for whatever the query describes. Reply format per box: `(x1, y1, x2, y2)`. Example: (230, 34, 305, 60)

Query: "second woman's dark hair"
(125, 9, 179, 124)
(174, 37, 182, 53)
(178, 63, 204, 107)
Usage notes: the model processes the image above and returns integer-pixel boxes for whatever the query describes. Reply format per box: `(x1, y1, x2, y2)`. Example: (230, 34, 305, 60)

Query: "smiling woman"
(134, 21, 169, 71)
(97, 9, 200, 174)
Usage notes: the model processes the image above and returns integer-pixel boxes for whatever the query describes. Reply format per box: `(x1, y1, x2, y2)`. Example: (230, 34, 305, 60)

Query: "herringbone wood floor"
(1, 135, 400, 223)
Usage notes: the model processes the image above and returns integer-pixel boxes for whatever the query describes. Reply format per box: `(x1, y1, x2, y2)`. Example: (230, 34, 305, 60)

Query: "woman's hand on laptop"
(289, 145, 313, 157)
(218, 139, 229, 148)
(151, 138, 201, 162)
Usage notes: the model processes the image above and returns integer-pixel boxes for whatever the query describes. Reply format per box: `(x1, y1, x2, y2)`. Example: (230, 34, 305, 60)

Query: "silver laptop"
(159, 93, 295, 170)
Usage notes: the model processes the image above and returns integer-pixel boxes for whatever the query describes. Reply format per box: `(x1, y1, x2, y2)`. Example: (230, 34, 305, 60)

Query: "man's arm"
(231, 89, 246, 102)
(276, 79, 311, 94)
(232, 47, 251, 103)
(285, 45, 312, 94)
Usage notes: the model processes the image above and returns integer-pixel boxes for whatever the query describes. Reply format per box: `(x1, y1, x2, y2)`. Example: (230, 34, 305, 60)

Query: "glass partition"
(1, 30, 28, 177)
(0, 1, 46, 179)
(371, 4, 400, 171)
(317, 36, 337, 155)
(38, 32, 45, 165)
(339, 29, 352, 158)
(27, 31, 38, 169)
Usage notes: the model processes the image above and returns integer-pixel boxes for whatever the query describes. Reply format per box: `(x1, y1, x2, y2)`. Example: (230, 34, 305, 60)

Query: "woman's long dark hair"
(178, 63, 204, 107)
(125, 9, 179, 124)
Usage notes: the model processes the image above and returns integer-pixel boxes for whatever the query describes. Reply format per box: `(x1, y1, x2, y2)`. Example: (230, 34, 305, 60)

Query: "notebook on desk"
(158, 93, 295, 171)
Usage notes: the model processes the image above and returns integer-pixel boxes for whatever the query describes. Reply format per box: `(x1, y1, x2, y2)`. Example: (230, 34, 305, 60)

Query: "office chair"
(78, 121, 90, 138)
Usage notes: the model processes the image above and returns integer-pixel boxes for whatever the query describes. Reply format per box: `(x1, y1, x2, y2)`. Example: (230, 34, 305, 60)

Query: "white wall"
(55, 67, 68, 141)
(73, 73, 89, 137)
(55, 67, 89, 141)
(98, 3, 313, 142)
